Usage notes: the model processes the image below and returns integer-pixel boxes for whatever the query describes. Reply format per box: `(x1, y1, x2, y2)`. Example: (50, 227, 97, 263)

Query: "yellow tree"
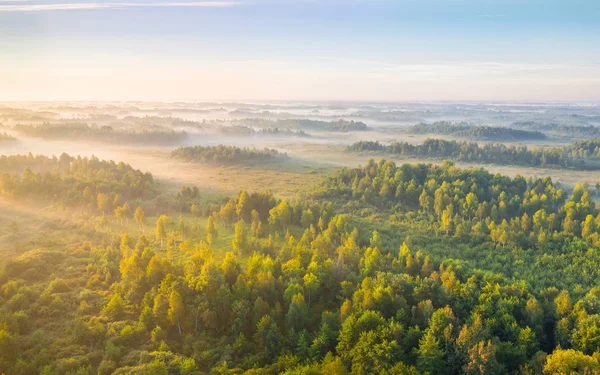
(97, 193, 110, 214)
(134, 206, 146, 231)
(168, 291, 185, 336)
(232, 220, 248, 255)
(190, 203, 199, 217)
(155, 216, 167, 248)
(419, 190, 433, 213)
(441, 204, 454, 235)
(543, 348, 600, 374)
(206, 216, 217, 246)
(114, 206, 124, 225)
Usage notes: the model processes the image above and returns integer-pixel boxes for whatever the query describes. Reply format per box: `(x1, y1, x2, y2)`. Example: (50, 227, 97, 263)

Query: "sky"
(0, 0, 599, 102)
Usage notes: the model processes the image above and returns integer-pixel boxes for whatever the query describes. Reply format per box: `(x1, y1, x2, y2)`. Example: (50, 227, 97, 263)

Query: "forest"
(512, 122, 600, 139)
(407, 122, 547, 141)
(232, 119, 369, 132)
(2, 150, 600, 374)
(347, 139, 600, 170)
(14, 123, 188, 145)
(2, 102, 600, 375)
(171, 145, 288, 165)
(0, 153, 157, 210)
(218, 126, 309, 138)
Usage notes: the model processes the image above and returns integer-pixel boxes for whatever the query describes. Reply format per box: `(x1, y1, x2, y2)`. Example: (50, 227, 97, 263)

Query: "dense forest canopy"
(171, 145, 287, 165)
(347, 138, 600, 170)
(2, 150, 600, 374)
(407, 122, 547, 141)
(0, 153, 156, 209)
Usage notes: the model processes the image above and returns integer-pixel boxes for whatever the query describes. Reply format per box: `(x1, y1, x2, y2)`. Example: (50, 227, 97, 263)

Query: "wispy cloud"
(0, 1, 241, 12)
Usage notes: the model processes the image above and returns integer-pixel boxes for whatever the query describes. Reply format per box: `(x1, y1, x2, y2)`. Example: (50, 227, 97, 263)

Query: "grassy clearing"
(121, 149, 328, 199)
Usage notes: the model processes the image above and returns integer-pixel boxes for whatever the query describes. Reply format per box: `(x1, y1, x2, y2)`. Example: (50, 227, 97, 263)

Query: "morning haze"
(1, 1, 600, 374)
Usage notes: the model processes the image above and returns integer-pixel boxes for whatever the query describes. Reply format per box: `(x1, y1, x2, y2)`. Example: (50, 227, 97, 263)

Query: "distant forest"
(14, 123, 187, 145)
(171, 144, 287, 165)
(234, 119, 369, 132)
(407, 122, 547, 141)
(347, 138, 600, 170)
(513, 121, 600, 138)
(0, 132, 17, 143)
(218, 125, 309, 137)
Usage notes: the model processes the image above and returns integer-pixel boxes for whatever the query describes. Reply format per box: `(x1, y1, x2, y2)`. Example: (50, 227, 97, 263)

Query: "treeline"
(235, 118, 369, 132)
(0, 132, 17, 143)
(0, 153, 156, 209)
(171, 145, 287, 165)
(408, 122, 547, 141)
(14, 123, 188, 145)
(347, 138, 600, 170)
(513, 121, 600, 138)
(219, 125, 309, 138)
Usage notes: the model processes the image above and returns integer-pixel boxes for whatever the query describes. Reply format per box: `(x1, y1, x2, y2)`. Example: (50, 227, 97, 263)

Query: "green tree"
(463, 192, 479, 220)
(251, 209, 264, 238)
(146, 359, 168, 375)
(301, 209, 314, 228)
(206, 216, 217, 245)
(255, 315, 280, 363)
(269, 200, 292, 232)
(543, 348, 600, 375)
(417, 330, 444, 375)
(232, 220, 249, 255)
(168, 290, 185, 335)
(102, 293, 125, 320)
(236, 190, 250, 221)
(303, 272, 319, 307)
(419, 190, 433, 213)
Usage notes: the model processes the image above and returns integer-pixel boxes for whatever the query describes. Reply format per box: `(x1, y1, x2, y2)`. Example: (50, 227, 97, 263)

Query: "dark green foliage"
(0, 153, 157, 206)
(171, 144, 287, 165)
(408, 122, 547, 141)
(347, 138, 600, 170)
(513, 121, 600, 138)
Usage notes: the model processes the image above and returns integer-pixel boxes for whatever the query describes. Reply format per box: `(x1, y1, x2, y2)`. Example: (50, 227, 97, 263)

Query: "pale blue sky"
(1, 0, 599, 101)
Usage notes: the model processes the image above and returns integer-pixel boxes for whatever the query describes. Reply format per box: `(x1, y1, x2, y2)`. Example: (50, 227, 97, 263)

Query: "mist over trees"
(2, 101, 600, 374)
(347, 138, 600, 170)
(2, 151, 600, 374)
(407, 122, 547, 141)
(171, 145, 287, 165)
